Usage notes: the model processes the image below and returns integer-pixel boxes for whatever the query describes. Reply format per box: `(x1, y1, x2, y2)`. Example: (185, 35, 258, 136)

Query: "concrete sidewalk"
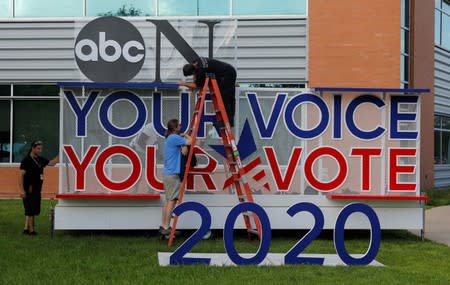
(411, 206, 450, 246)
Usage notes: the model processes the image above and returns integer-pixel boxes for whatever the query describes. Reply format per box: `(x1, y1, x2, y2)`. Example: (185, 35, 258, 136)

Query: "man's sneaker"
(159, 226, 171, 235)
(159, 226, 181, 236)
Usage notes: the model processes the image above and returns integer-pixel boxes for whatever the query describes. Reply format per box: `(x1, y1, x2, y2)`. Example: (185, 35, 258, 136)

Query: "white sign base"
(157, 252, 384, 267)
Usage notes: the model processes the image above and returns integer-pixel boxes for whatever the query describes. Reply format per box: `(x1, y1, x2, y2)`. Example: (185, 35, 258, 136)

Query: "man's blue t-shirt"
(163, 134, 187, 175)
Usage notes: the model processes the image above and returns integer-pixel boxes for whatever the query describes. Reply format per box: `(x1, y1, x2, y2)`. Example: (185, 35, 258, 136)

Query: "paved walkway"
(411, 206, 450, 246)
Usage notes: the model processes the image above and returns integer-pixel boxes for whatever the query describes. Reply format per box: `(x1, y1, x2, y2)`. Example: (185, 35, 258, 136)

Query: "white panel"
(55, 195, 424, 230)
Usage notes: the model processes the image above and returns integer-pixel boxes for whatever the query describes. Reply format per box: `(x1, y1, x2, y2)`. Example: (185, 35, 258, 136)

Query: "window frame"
(0, 0, 308, 18)
(0, 83, 59, 164)
(436, 0, 450, 52)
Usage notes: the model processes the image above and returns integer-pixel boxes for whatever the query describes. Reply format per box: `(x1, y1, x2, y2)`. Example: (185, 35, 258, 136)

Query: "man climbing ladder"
(167, 73, 262, 247)
(179, 57, 237, 127)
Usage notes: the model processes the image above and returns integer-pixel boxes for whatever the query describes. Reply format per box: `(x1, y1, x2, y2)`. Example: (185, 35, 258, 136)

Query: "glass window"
(443, 14, 450, 49)
(436, 0, 442, 9)
(434, 115, 450, 165)
(0, 85, 10, 96)
(401, 0, 408, 28)
(443, 0, 450, 13)
(0, 0, 11, 17)
(13, 100, 59, 162)
(198, 0, 229, 16)
(435, 115, 442, 128)
(158, 0, 197, 16)
(442, 114, 450, 130)
(441, 130, 450, 164)
(233, 0, 306, 15)
(13, 85, 59, 97)
(401, 29, 409, 54)
(14, 0, 83, 17)
(0, 101, 10, 163)
(87, 0, 156, 16)
(401, 55, 409, 82)
(436, 10, 442, 45)
(158, 0, 229, 16)
(435, 129, 441, 164)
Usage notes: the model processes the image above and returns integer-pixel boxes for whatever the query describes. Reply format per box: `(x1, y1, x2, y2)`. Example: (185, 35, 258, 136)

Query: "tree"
(99, 4, 146, 17)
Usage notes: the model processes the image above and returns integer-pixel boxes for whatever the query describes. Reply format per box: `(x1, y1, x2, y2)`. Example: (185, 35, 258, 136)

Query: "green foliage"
(99, 5, 146, 17)
(1, 200, 449, 285)
(425, 188, 450, 207)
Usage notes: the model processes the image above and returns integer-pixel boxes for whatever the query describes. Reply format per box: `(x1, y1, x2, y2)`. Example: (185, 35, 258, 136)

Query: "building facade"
(0, 0, 439, 198)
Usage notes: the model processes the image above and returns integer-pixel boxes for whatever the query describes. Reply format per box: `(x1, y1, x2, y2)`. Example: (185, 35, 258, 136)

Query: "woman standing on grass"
(19, 141, 58, 236)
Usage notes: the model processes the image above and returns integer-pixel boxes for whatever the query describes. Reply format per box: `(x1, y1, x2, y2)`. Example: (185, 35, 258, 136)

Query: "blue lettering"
(390, 96, 419, 140)
(65, 90, 98, 137)
(248, 92, 287, 139)
(152, 92, 190, 136)
(284, 93, 329, 139)
(346, 95, 385, 140)
(99, 91, 147, 138)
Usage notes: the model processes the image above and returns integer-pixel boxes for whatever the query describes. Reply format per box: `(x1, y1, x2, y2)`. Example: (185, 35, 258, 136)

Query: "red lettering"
(63, 145, 99, 191)
(389, 148, 417, 191)
(264, 146, 302, 191)
(304, 147, 348, 192)
(351, 148, 382, 191)
(146, 146, 164, 191)
(188, 147, 218, 191)
(95, 145, 141, 191)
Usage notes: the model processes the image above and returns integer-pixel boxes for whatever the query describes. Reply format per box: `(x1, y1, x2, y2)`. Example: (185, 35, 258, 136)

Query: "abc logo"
(74, 16, 146, 82)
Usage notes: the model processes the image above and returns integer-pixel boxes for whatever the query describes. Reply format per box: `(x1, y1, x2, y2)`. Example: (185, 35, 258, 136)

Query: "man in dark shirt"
(19, 141, 58, 235)
(179, 57, 237, 127)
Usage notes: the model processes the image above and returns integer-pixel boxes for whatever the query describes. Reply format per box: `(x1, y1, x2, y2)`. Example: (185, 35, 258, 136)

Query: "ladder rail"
(167, 74, 262, 246)
(207, 76, 262, 238)
(167, 77, 210, 247)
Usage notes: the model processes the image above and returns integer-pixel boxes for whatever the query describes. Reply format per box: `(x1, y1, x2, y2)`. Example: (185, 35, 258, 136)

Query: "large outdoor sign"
(58, 16, 425, 267)
(60, 88, 421, 197)
(58, 86, 423, 266)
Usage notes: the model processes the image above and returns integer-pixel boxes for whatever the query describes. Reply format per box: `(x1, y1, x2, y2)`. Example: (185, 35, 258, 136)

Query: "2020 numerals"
(169, 202, 381, 266)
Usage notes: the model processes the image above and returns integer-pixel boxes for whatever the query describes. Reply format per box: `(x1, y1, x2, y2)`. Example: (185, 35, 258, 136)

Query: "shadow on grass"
(57, 228, 422, 243)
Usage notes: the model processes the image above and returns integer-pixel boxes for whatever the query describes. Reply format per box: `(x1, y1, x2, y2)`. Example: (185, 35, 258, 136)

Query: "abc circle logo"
(75, 16, 146, 82)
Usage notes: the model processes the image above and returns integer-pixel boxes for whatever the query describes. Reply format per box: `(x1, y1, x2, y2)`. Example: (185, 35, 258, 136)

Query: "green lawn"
(1, 199, 449, 285)
(425, 188, 450, 208)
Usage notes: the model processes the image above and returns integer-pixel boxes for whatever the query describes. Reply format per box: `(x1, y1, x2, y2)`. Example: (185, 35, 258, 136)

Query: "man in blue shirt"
(160, 119, 192, 236)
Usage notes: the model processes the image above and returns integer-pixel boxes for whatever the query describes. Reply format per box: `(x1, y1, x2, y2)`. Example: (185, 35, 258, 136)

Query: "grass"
(425, 188, 450, 208)
(1, 199, 450, 285)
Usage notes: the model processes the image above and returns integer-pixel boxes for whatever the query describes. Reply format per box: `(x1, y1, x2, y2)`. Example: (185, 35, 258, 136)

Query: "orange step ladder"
(168, 73, 262, 247)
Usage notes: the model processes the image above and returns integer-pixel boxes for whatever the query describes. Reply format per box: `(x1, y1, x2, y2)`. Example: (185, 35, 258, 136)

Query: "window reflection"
(5, 0, 307, 17)
(0, 0, 11, 17)
(443, 14, 450, 49)
(0, 101, 10, 163)
(87, 0, 156, 16)
(233, 0, 306, 15)
(13, 100, 59, 162)
(14, 0, 83, 17)
(435, 115, 450, 165)
(158, 0, 197, 16)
